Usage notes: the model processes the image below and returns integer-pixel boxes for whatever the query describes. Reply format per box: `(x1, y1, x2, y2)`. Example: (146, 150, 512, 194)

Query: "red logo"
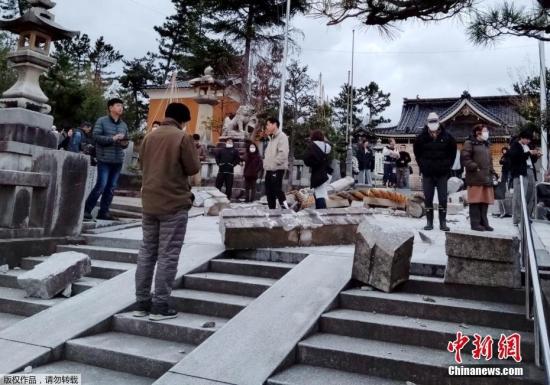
(448, 332, 522, 363)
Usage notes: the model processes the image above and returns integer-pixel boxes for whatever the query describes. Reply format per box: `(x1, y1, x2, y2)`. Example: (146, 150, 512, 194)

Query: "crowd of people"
(57, 98, 549, 320)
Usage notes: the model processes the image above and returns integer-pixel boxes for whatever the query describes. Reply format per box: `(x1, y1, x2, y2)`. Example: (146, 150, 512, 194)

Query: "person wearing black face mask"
(215, 139, 241, 200)
(413, 112, 457, 231)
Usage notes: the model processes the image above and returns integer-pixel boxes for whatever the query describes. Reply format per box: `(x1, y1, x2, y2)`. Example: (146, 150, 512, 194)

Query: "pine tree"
(89, 36, 123, 87)
(119, 54, 158, 132)
(203, 0, 309, 101)
(154, 0, 202, 82)
(53, 33, 92, 76)
(0, 0, 27, 19)
(0, 32, 16, 94)
(358, 81, 391, 131)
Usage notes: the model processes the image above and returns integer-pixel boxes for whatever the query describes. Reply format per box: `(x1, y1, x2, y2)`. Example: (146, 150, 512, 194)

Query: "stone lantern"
(189, 66, 226, 145)
(0, 1, 87, 241)
(0, 0, 76, 114)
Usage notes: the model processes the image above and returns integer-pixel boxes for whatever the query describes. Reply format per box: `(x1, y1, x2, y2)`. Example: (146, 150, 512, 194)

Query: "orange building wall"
(147, 96, 240, 143)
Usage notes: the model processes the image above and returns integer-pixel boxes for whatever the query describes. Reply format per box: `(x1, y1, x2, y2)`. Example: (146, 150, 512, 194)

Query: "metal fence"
(519, 175, 550, 381)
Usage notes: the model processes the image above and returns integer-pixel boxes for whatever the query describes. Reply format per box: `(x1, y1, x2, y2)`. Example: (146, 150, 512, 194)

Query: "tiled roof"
(383, 91, 526, 139)
(145, 81, 192, 90)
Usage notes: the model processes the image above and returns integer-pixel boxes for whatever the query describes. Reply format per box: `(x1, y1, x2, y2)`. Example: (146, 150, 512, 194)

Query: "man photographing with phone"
(83, 98, 129, 221)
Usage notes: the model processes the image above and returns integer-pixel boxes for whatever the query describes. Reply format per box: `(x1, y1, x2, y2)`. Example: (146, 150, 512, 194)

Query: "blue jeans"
(85, 161, 122, 215)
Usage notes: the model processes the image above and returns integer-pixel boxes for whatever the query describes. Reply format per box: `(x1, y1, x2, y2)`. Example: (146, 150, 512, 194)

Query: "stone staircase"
(0, 223, 139, 334)
(27, 235, 296, 383)
(268, 276, 545, 385)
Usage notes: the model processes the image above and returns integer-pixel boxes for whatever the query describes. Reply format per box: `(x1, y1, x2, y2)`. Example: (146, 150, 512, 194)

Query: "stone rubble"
(352, 219, 415, 293)
(17, 251, 91, 299)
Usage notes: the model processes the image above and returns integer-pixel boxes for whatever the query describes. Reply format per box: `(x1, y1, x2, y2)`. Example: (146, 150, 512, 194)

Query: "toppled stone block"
(445, 231, 519, 263)
(448, 191, 467, 205)
(220, 207, 372, 249)
(327, 176, 355, 194)
(444, 231, 521, 288)
(204, 197, 230, 216)
(17, 252, 91, 299)
(447, 177, 464, 195)
(327, 196, 350, 209)
(446, 203, 464, 216)
(192, 187, 223, 207)
(352, 219, 415, 292)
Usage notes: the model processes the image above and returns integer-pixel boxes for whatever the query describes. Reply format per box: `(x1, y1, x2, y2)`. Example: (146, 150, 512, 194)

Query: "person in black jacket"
(509, 130, 541, 225)
(499, 147, 512, 190)
(396, 145, 412, 188)
(243, 142, 263, 202)
(304, 130, 332, 209)
(215, 138, 241, 200)
(357, 140, 375, 186)
(413, 112, 457, 231)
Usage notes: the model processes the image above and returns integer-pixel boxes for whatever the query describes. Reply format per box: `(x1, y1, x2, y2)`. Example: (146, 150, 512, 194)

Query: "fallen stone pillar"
(17, 251, 91, 299)
(192, 187, 230, 216)
(220, 207, 371, 249)
(444, 231, 521, 288)
(352, 219, 414, 292)
(327, 176, 355, 194)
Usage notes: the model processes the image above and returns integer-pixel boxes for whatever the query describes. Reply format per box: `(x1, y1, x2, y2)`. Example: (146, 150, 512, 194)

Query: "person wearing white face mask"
(461, 125, 497, 231)
(215, 138, 241, 200)
(243, 142, 263, 202)
(413, 112, 457, 231)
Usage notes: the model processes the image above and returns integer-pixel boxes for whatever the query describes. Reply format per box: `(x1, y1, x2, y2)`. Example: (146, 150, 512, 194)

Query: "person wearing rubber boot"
(461, 125, 497, 231)
(413, 112, 457, 231)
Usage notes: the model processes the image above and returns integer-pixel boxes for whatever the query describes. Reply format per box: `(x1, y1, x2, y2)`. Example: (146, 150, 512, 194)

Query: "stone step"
(0, 268, 26, 288)
(0, 267, 104, 295)
(320, 309, 535, 362)
(57, 244, 139, 264)
(110, 202, 143, 214)
(113, 312, 227, 345)
(27, 360, 153, 385)
(83, 220, 142, 235)
(72, 276, 106, 295)
(398, 276, 525, 305)
(21, 256, 133, 280)
(170, 288, 253, 319)
(0, 286, 63, 316)
(109, 208, 142, 219)
(340, 289, 532, 332)
(65, 331, 193, 378)
(267, 364, 405, 385)
(210, 258, 295, 279)
(183, 272, 276, 297)
(298, 333, 544, 385)
(0, 311, 24, 332)
(84, 235, 142, 250)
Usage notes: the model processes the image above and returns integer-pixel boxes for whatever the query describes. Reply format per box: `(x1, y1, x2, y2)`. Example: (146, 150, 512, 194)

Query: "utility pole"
(540, 39, 548, 177)
(345, 30, 355, 178)
(278, 0, 291, 131)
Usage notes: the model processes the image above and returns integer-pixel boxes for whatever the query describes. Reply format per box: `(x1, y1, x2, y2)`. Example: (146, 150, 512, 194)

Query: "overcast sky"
(53, 0, 549, 124)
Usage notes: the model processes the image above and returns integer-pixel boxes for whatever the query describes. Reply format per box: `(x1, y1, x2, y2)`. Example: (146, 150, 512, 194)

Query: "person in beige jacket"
(264, 117, 290, 209)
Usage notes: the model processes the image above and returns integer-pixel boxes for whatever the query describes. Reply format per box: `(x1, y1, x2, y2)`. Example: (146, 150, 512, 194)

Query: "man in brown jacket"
(134, 103, 200, 321)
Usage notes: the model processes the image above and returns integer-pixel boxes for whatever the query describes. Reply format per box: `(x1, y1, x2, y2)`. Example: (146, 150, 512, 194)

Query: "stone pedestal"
(444, 231, 521, 288)
(220, 207, 372, 249)
(0, 134, 89, 239)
